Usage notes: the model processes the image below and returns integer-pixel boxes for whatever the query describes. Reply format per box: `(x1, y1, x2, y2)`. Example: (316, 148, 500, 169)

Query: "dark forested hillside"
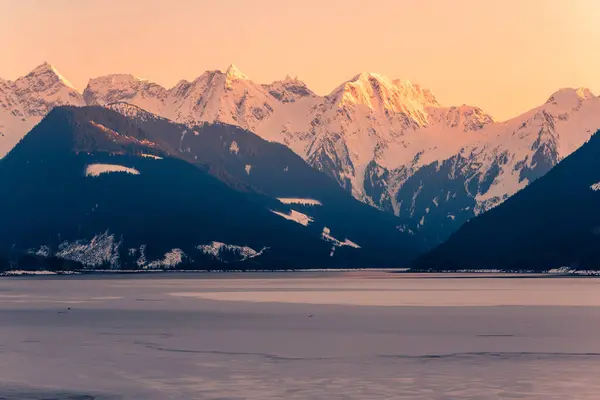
(0, 106, 422, 271)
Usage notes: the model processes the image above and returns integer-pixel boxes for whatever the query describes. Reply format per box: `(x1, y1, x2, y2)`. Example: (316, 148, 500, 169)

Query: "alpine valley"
(2, 62, 600, 271)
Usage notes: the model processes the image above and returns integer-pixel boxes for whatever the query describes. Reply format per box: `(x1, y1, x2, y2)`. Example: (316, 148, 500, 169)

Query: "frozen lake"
(1, 271, 600, 399)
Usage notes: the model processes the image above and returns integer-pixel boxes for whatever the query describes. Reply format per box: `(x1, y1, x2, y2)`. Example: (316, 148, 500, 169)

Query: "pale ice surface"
(2, 271, 600, 399)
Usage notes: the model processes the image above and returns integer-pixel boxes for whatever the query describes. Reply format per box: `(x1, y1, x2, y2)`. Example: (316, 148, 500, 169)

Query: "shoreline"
(2, 267, 600, 277)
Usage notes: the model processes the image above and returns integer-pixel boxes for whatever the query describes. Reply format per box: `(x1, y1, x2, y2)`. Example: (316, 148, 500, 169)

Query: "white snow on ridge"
(271, 209, 313, 226)
(197, 241, 267, 263)
(85, 164, 140, 177)
(590, 182, 600, 191)
(277, 198, 322, 206)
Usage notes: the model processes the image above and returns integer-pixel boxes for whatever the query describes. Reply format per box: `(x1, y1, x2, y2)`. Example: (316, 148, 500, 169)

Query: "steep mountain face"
(4, 64, 600, 244)
(0, 63, 84, 157)
(413, 129, 600, 271)
(0, 106, 421, 270)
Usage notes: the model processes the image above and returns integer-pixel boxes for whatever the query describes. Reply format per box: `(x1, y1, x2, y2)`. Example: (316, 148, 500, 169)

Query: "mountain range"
(1, 62, 600, 270)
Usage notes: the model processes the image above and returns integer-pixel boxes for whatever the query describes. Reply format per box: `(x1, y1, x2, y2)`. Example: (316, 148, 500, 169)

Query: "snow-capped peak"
(330, 72, 439, 108)
(283, 74, 300, 82)
(351, 71, 387, 82)
(0, 62, 85, 157)
(26, 62, 79, 92)
(326, 71, 439, 127)
(12, 62, 85, 115)
(546, 87, 595, 107)
(264, 76, 315, 103)
(88, 73, 146, 86)
(83, 74, 168, 107)
(225, 64, 248, 82)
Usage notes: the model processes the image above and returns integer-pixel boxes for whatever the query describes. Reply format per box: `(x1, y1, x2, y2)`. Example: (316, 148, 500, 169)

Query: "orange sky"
(1, 0, 599, 120)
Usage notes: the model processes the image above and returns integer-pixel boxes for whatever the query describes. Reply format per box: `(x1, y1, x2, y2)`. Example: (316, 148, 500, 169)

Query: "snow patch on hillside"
(27, 245, 51, 257)
(147, 248, 185, 268)
(321, 227, 361, 249)
(229, 140, 240, 155)
(55, 232, 121, 267)
(136, 244, 148, 267)
(277, 198, 322, 206)
(197, 241, 267, 263)
(141, 153, 162, 160)
(271, 209, 313, 226)
(85, 164, 140, 177)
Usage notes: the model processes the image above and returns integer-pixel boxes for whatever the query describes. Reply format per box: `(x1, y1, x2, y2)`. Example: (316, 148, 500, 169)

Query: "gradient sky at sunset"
(1, 0, 599, 120)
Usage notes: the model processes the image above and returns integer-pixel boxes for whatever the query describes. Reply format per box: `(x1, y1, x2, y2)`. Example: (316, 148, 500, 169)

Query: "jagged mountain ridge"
(3, 63, 600, 243)
(81, 65, 600, 242)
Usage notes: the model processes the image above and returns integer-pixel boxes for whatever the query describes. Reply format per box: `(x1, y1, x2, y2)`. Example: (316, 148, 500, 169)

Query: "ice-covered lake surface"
(1, 271, 600, 399)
